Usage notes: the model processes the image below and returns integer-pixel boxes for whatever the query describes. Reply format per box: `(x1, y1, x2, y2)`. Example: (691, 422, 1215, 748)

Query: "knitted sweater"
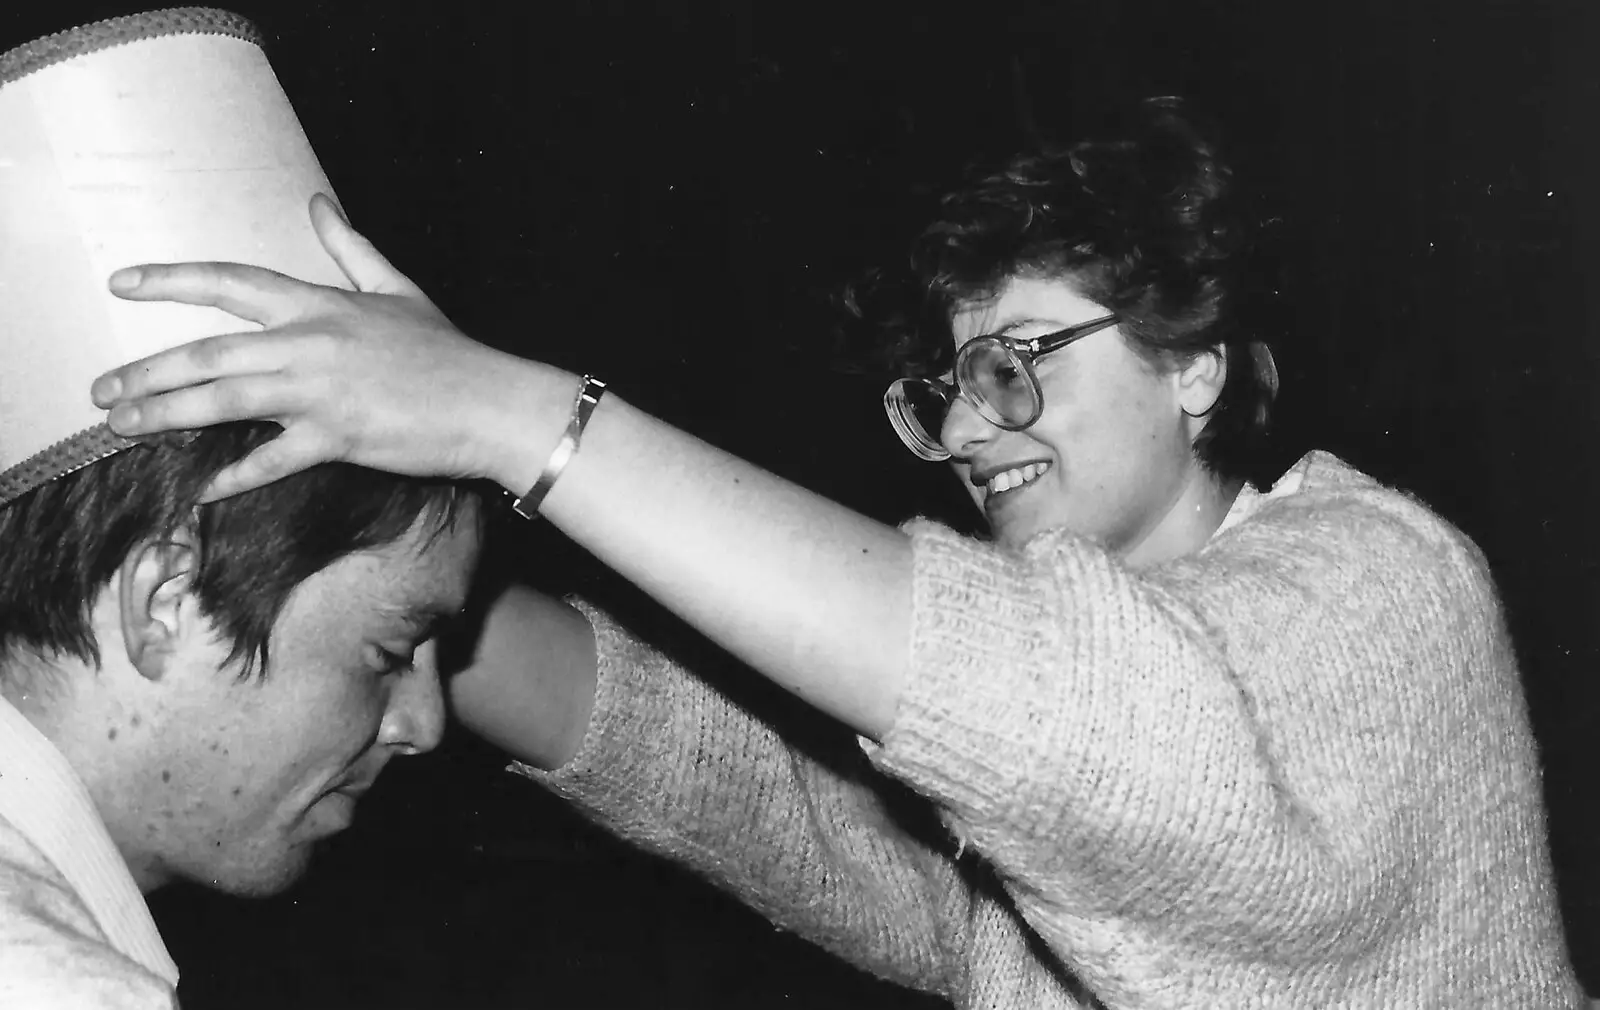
(518, 452, 1584, 1008)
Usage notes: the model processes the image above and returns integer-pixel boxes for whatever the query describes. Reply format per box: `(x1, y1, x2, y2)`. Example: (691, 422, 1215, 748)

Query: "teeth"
(986, 462, 1050, 495)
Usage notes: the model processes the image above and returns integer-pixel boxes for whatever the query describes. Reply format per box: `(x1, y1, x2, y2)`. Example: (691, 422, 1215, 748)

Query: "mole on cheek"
(161, 770, 171, 784)
(107, 727, 118, 741)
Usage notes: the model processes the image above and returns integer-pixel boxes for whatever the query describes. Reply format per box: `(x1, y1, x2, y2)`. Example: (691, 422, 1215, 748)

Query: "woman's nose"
(939, 394, 999, 460)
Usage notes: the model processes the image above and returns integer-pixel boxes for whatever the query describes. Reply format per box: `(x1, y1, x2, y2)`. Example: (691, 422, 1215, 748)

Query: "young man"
(0, 426, 481, 1009)
(0, 10, 484, 1007)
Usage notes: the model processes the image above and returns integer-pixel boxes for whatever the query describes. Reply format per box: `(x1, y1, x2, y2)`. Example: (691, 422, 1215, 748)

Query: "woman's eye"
(992, 364, 1024, 387)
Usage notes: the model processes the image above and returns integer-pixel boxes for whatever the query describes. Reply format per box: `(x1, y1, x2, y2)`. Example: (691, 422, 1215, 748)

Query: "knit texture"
(519, 452, 1584, 1008)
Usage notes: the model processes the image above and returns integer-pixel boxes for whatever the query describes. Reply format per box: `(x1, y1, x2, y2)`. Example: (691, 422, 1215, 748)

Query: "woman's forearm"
(490, 364, 914, 741)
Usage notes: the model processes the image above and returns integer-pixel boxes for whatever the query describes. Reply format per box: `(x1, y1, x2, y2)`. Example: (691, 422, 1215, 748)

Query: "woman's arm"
(96, 197, 913, 740)
(496, 596, 970, 994)
(446, 583, 598, 769)
(533, 394, 912, 740)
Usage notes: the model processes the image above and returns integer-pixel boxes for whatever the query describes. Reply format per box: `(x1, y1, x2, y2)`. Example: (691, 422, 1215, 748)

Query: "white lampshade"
(0, 7, 349, 506)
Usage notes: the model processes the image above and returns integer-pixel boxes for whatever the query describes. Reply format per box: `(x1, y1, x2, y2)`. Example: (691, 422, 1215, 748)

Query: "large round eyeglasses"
(882, 314, 1120, 461)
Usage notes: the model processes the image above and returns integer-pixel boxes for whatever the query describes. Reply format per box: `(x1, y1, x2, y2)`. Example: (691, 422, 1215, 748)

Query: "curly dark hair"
(851, 97, 1279, 481)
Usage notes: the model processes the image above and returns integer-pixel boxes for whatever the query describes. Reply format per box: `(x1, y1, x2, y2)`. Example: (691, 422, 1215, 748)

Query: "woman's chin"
(983, 485, 1059, 547)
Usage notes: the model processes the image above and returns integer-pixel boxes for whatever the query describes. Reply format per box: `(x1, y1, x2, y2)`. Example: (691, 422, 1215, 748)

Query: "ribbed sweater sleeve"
(867, 455, 1572, 1001)
(517, 602, 974, 995)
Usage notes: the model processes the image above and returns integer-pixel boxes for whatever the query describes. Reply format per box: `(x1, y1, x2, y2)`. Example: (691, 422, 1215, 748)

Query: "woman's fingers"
(92, 330, 291, 407)
(198, 424, 343, 503)
(105, 373, 297, 436)
(107, 260, 325, 326)
(309, 194, 428, 300)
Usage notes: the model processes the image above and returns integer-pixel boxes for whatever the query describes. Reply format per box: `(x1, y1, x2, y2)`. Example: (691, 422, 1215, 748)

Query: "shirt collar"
(0, 693, 178, 986)
(1213, 454, 1311, 540)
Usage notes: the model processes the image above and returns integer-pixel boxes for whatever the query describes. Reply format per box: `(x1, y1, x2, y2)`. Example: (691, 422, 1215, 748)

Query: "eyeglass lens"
(890, 339, 1042, 454)
(896, 380, 954, 453)
(955, 339, 1039, 428)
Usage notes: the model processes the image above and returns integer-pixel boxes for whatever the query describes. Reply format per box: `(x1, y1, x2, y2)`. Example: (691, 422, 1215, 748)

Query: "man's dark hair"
(851, 97, 1279, 481)
(0, 422, 480, 679)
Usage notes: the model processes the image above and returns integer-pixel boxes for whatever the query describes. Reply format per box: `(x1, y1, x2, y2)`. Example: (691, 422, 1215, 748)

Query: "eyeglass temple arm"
(1018, 314, 1121, 355)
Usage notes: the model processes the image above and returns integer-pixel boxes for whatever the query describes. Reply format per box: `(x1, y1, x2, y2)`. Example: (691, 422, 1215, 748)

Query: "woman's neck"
(1122, 469, 1244, 570)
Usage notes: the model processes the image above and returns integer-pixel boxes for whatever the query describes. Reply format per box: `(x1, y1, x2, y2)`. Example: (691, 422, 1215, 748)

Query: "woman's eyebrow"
(980, 316, 1061, 339)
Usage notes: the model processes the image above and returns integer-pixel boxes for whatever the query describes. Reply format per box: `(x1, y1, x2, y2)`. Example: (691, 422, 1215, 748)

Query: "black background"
(5, 1, 1598, 1006)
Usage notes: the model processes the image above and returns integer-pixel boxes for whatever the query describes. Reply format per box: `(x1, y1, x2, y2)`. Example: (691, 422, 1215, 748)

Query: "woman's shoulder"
(1251, 451, 1472, 539)
(1220, 450, 1495, 592)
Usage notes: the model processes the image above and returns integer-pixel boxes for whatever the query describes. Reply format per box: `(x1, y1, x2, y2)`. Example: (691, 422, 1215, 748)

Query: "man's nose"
(380, 653, 447, 756)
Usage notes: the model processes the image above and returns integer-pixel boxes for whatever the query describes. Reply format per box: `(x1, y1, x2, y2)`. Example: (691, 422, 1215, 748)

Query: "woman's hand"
(92, 194, 551, 501)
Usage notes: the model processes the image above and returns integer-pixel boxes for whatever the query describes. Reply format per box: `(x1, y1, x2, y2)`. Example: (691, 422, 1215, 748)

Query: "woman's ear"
(117, 519, 202, 681)
(1177, 347, 1227, 421)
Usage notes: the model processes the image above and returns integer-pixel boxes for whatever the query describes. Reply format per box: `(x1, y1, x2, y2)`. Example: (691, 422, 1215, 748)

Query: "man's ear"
(1177, 346, 1228, 423)
(117, 520, 202, 681)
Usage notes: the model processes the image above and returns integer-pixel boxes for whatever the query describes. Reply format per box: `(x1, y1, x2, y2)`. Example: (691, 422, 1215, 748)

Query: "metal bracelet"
(510, 375, 607, 520)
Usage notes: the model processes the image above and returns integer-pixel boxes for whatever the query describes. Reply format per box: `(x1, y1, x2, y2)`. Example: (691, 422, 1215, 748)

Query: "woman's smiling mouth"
(980, 461, 1053, 499)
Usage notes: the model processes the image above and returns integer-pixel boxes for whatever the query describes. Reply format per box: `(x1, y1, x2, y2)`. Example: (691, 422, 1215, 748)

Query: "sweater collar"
(0, 693, 178, 985)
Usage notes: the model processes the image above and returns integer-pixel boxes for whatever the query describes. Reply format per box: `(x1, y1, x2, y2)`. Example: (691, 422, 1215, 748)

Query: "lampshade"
(0, 7, 348, 506)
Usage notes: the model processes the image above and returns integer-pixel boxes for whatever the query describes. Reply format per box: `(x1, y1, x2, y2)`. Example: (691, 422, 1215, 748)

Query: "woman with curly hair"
(92, 99, 1583, 1007)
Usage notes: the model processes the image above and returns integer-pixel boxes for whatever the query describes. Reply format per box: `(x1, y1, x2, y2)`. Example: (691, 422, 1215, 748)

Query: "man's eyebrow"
(389, 604, 465, 633)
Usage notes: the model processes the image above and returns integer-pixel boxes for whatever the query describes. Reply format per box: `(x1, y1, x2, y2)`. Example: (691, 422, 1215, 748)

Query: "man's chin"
(193, 846, 316, 899)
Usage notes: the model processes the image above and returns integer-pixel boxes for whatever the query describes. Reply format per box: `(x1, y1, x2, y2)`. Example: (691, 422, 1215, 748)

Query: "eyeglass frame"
(882, 313, 1121, 462)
